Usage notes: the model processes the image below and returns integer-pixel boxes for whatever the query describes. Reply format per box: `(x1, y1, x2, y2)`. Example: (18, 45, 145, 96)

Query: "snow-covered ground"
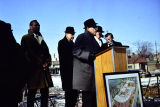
(19, 74, 160, 107)
(51, 74, 160, 88)
(141, 77, 160, 86)
(51, 75, 62, 88)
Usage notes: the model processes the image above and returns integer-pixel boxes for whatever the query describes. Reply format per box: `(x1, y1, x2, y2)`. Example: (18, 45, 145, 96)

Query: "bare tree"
(127, 48, 136, 57)
(133, 41, 153, 59)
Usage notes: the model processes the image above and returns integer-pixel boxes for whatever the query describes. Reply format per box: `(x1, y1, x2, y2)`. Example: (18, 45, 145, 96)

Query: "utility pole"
(155, 41, 159, 68)
(155, 41, 158, 59)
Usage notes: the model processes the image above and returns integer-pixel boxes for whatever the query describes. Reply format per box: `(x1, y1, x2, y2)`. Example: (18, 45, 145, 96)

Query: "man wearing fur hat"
(73, 18, 100, 107)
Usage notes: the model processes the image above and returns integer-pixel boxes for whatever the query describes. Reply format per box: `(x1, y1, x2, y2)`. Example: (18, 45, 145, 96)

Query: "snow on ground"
(51, 75, 62, 88)
(141, 77, 160, 86)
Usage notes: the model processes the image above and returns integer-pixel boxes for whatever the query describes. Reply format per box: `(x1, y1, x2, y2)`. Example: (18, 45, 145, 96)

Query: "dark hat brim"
(65, 31, 75, 35)
(97, 30, 104, 33)
(83, 25, 98, 29)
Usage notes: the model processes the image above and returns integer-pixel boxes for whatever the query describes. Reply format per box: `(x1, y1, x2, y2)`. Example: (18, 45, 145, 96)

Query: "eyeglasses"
(32, 24, 40, 27)
(34, 24, 40, 27)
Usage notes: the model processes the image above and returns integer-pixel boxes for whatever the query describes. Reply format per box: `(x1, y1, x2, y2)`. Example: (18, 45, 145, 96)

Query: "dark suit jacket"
(58, 37, 74, 90)
(112, 40, 122, 46)
(101, 40, 122, 51)
(21, 31, 53, 89)
(73, 31, 100, 91)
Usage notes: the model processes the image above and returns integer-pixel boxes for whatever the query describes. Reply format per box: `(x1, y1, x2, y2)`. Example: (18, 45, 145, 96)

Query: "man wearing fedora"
(58, 26, 79, 107)
(94, 26, 104, 47)
(73, 18, 100, 107)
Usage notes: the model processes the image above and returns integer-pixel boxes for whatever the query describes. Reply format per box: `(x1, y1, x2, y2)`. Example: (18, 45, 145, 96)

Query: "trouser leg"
(82, 91, 97, 107)
(27, 89, 37, 107)
(1, 88, 17, 107)
(40, 88, 49, 107)
(65, 89, 79, 107)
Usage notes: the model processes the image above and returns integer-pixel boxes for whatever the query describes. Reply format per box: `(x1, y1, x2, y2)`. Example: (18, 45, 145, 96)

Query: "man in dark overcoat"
(58, 26, 79, 107)
(73, 18, 100, 107)
(21, 20, 53, 107)
(0, 20, 25, 107)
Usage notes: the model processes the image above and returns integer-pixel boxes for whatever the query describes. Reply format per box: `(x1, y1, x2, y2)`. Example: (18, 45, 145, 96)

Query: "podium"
(94, 46, 129, 107)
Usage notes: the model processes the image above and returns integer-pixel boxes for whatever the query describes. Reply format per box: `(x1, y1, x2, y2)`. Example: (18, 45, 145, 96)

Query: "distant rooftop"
(128, 56, 147, 64)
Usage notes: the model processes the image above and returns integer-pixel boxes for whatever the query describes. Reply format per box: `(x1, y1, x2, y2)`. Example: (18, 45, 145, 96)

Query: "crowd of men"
(0, 18, 122, 107)
(58, 18, 122, 107)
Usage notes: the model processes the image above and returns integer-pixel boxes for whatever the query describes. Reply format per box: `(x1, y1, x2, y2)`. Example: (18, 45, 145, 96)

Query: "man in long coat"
(73, 18, 100, 107)
(58, 26, 79, 107)
(21, 20, 53, 107)
(0, 20, 25, 107)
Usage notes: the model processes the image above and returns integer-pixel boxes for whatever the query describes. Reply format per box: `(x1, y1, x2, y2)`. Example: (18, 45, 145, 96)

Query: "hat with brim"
(97, 26, 104, 33)
(65, 26, 75, 35)
(84, 18, 97, 29)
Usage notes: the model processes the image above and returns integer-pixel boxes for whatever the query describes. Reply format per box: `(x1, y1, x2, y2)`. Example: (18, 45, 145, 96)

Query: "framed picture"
(103, 72, 143, 107)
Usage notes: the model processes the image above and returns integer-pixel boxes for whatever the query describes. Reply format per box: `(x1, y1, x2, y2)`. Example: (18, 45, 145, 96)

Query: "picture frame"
(103, 72, 143, 107)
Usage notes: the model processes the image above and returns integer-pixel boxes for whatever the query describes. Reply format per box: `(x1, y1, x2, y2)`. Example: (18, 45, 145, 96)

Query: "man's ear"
(86, 27, 89, 31)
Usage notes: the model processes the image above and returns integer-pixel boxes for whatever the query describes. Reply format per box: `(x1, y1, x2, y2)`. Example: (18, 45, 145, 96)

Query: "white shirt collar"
(94, 36, 102, 47)
(33, 33, 43, 44)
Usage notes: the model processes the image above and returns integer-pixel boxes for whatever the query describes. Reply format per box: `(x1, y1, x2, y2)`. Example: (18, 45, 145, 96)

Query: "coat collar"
(85, 31, 95, 37)
(62, 36, 74, 46)
(28, 29, 42, 37)
(63, 36, 73, 43)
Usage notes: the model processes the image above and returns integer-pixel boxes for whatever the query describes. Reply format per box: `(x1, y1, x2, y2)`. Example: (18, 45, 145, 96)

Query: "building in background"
(128, 56, 148, 72)
(50, 61, 60, 75)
